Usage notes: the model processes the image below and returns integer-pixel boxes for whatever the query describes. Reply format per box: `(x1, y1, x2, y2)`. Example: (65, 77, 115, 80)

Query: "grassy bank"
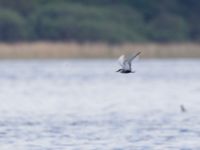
(0, 42, 199, 59)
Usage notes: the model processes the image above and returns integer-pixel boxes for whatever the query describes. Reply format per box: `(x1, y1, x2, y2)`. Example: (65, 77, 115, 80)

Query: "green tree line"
(0, 0, 199, 42)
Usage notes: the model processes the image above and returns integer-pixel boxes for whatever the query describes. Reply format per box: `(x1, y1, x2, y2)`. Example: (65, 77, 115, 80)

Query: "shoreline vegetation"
(0, 1, 199, 43)
(0, 42, 199, 59)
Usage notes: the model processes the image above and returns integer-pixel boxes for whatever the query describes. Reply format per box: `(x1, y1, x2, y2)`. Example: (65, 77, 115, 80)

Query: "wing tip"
(137, 51, 141, 55)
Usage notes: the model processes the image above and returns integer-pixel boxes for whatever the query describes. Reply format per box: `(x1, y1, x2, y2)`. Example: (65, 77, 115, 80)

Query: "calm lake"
(0, 59, 200, 149)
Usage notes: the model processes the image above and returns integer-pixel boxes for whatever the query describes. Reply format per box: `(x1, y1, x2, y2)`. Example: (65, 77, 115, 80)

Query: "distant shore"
(0, 42, 199, 59)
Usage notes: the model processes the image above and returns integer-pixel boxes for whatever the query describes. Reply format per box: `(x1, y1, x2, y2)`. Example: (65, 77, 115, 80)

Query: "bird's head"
(116, 69, 122, 72)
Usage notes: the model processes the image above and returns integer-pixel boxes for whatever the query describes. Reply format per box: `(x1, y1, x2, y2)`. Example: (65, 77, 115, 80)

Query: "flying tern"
(116, 52, 141, 73)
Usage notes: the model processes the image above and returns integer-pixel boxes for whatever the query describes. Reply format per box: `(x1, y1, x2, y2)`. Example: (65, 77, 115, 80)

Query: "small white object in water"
(116, 52, 141, 74)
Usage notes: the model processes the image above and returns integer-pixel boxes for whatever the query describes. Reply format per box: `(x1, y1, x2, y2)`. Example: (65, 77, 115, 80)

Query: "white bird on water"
(116, 52, 141, 73)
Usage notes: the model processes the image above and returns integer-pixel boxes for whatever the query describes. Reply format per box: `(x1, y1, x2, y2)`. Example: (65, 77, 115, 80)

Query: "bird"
(116, 52, 141, 73)
(180, 105, 186, 113)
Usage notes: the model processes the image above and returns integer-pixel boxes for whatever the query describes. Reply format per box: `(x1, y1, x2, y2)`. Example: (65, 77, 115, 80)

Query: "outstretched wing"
(118, 55, 125, 67)
(118, 55, 129, 70)
(125, 52, 141, 69)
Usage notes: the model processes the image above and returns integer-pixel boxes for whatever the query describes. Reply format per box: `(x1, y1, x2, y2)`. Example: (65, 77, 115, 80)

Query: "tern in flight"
(116, 52, 141, 73)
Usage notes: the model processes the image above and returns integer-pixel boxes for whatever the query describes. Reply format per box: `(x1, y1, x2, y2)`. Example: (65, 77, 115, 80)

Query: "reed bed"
(0, 42, 199, 59)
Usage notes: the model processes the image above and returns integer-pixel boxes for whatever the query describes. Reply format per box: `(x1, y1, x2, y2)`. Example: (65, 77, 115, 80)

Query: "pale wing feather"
(126, 52, 141, 64)
(118, 55, 125, 68)
(125, 52, 141, 69)
(118, 55, 130, 70)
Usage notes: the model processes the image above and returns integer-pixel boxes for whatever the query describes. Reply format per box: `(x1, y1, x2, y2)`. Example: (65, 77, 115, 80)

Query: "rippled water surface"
(0, 59, 200, 150)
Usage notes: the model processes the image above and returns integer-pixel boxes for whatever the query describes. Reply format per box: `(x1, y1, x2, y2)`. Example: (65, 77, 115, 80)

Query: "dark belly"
(121, 70, 131, 73)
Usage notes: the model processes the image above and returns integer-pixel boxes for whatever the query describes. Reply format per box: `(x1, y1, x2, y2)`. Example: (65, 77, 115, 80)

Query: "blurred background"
(0, 0, 199, 58)
(1, 0, 200, 42)
(0, 0, 200, 149)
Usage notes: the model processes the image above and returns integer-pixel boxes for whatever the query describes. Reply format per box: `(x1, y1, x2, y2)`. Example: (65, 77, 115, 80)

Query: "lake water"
(0, 59, 200, 150)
